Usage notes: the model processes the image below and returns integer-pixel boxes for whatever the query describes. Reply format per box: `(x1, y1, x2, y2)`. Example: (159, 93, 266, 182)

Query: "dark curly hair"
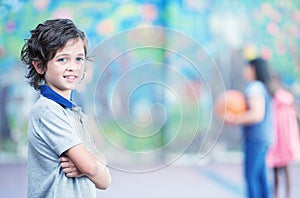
(20, 18, 89, 90)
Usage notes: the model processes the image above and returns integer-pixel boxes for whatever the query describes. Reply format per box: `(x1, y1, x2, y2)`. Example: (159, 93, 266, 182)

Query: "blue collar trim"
(40, 85, 73, 108)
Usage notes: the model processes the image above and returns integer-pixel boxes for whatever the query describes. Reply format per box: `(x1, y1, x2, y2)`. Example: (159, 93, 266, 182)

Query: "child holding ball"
(225, 57, 273, 198)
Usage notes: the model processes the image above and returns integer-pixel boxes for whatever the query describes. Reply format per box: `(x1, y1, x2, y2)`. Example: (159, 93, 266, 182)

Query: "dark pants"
(244, 142, 269, 198)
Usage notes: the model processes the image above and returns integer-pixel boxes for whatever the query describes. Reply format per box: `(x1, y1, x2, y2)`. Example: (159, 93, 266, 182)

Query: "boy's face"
(45, 39, 85, 99)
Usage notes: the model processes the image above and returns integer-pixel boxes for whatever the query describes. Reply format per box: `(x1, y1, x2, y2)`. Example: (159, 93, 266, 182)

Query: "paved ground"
(1, 159, 299, 198)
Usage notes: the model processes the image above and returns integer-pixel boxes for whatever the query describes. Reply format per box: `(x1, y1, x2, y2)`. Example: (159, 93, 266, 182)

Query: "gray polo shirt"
(27, 85, 96, 198)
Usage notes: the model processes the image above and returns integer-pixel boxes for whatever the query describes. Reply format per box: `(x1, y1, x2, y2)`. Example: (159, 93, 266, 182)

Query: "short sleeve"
(39, 106, 82, 156)
(245, 81, 265, 98)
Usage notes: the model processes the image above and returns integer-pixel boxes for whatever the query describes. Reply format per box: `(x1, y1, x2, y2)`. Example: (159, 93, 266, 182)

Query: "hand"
(224, 111, 240, 125)
(59, 156, 84, 177)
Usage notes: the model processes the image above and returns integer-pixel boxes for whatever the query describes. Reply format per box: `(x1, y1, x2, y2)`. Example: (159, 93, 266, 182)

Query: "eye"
(57, 58, 67, 63)
(76, 57, 85, 62)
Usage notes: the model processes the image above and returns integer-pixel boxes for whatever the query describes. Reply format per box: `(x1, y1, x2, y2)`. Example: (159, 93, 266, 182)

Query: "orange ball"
(214, 90, 247, 118)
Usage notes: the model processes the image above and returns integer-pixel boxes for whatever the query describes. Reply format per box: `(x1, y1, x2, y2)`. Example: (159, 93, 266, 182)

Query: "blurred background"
(1, 0, 300, 197)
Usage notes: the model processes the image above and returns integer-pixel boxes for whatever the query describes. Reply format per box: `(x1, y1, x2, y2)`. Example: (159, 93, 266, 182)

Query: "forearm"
(236, 110, 264, 125)
(63, 144, 111, 189)
(87, 165, 111, 190)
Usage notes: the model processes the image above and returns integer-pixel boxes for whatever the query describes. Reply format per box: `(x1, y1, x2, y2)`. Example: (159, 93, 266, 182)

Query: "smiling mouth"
(63, 75, 77, 80)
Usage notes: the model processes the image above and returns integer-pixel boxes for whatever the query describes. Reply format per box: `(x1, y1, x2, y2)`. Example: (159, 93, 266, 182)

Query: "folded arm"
(60, 144, 111, 190)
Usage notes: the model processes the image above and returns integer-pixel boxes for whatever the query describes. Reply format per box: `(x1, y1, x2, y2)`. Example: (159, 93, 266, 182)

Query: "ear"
(32, 61, 45, 75)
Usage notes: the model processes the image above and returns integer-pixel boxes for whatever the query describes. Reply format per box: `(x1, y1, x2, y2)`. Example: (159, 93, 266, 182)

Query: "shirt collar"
(40, 85, 73, 108)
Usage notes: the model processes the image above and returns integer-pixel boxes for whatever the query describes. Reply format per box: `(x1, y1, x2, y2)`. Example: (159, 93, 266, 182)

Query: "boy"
(21, 18, 111, 197)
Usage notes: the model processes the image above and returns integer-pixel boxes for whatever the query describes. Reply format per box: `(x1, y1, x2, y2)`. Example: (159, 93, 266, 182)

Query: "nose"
(67, 60, 82, 71)
(67, 65, 77, 71)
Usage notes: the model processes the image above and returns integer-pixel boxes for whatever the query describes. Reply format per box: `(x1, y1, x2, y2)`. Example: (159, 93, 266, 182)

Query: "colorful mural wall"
(1, 0, 300, 162)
